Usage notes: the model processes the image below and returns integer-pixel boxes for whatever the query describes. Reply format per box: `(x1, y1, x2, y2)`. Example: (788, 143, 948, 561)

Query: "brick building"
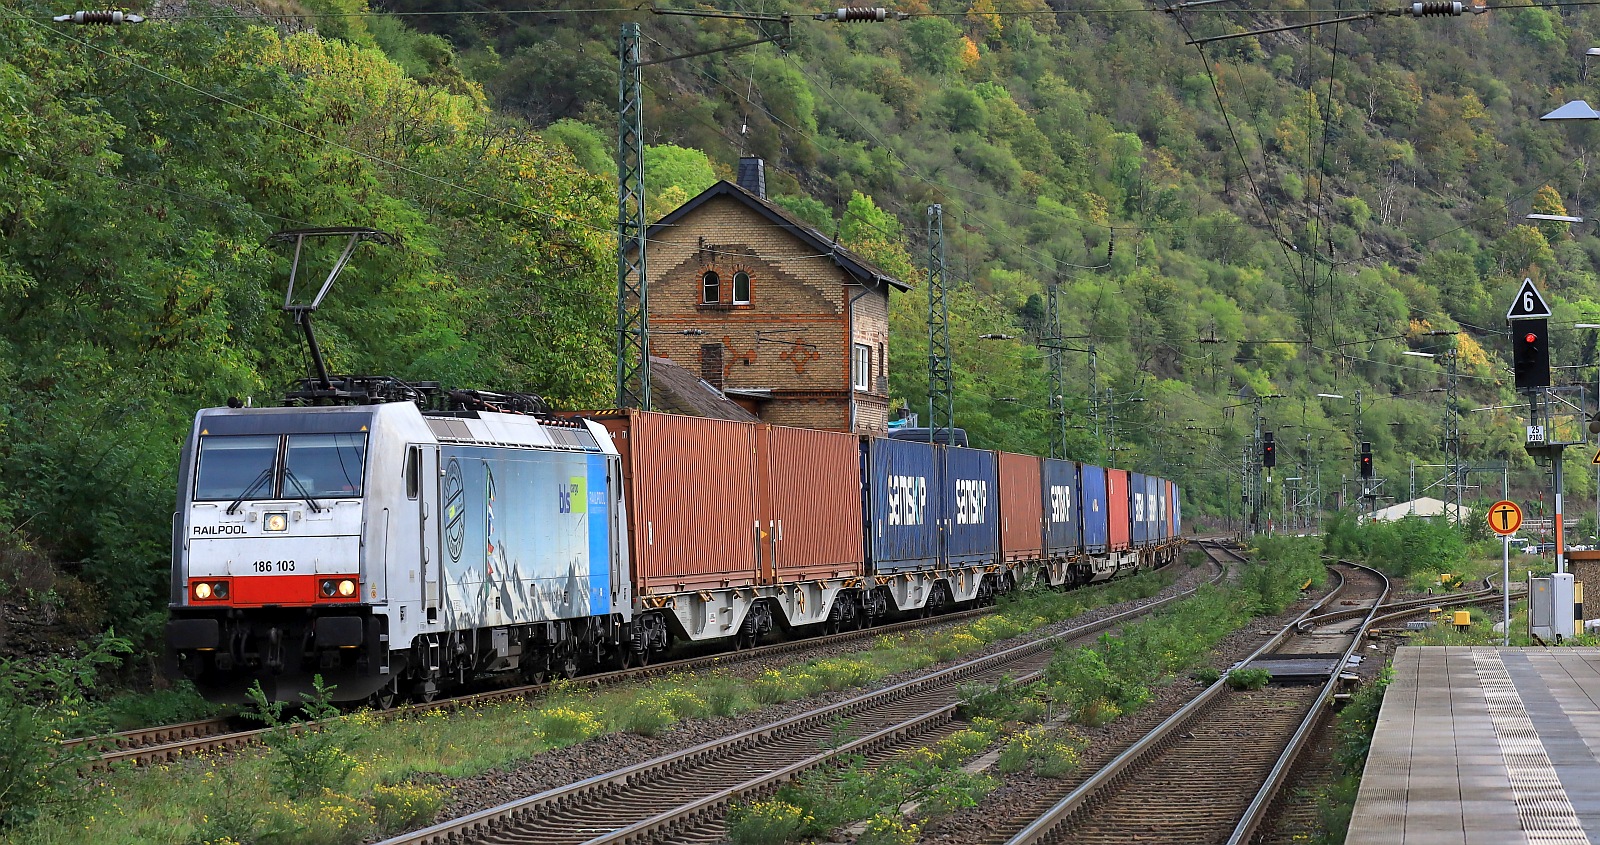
(645, 159, 907, 434)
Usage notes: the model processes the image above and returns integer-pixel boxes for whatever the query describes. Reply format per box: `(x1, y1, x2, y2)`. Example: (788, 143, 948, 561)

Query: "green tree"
(903, 17, 964, 76)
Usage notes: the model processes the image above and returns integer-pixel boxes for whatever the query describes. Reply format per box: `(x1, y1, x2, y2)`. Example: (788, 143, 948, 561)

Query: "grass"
(730, 721, 1005, 845)
(8, 570, 1177, 845)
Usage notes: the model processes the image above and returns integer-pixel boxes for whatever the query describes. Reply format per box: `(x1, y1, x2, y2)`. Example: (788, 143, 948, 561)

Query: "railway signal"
(1358, 442, 1374, 479)
(1262, 432, 1276, 468)
(1512, 320, 1551, 390)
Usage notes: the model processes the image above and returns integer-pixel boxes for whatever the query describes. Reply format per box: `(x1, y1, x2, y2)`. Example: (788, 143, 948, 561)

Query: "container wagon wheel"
(734, 616, 758, 651)
(366, 678, 399, 711)
(824, 603, 845, 635)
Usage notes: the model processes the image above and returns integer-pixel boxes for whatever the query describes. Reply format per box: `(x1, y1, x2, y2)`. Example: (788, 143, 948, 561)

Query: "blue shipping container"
(1080, 464, 1109, 552)
(1148, 475, 1165, 541)
(943, 447, 999, 567)
(1042, 458, 1081, 556)
(1130, 472, 1151, 546)
(865, 437, 941, 573)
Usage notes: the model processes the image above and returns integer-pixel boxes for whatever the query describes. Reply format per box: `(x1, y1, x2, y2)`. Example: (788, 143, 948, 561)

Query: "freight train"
(165, 387, 1184, 705)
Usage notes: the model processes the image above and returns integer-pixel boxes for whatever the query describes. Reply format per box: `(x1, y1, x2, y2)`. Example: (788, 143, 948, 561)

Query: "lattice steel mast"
(926, 204, 953, 436)
(616, 22, 649, 410)
(1044, 279, 1066, 459)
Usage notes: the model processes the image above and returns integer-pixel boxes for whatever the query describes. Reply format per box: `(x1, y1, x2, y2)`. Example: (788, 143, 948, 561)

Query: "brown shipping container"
(1106, 468, 1132, 550)
(761, 425, 865, 582)
(591, 410, 761, 594)
(996, 451, 1044, 561)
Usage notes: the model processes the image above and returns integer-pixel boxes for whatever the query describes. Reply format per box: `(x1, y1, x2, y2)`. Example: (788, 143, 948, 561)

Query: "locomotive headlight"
(212, 581, 228, 599)
(193, 582, 212, 600)
(320, 579, 336, 597)
(337, 579, 357, 597)
(264, 512, 288, 532)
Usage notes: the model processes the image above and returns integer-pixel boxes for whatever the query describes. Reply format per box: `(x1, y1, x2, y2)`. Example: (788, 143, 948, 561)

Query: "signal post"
(1510, 278, 1582, 639)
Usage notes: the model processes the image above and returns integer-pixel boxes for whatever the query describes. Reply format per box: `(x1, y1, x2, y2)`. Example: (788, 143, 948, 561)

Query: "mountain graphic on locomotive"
(163, 228, 1185, 705)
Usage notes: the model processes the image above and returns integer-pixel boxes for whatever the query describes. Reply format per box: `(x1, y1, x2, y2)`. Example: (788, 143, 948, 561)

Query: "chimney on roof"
(737, 157, 766, 199)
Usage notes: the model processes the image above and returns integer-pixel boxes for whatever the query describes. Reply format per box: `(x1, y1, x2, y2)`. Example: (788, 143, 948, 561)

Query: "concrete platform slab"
(1347, 647, 1600, 845)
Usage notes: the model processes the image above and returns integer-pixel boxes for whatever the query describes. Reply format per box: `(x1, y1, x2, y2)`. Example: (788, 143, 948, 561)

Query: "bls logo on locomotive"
(886, 475, 926, 525)
(954, 479, 988, 525)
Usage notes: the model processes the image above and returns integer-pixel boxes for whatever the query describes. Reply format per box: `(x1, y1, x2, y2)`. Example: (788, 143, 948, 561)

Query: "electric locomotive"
(165, 384, 635, 704)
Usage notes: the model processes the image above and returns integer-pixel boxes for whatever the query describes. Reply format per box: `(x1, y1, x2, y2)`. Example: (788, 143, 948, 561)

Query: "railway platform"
(1348, 646, 1600, 845)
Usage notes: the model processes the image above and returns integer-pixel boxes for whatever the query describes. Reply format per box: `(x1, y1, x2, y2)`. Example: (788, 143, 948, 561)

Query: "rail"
(1226, 559, 1390, 844)
(1003, 556, 1370, 845)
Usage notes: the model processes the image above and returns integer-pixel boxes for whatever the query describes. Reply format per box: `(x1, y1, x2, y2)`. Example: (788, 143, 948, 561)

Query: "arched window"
(701, 270, 720, 304)
(732, 271, 751, 304)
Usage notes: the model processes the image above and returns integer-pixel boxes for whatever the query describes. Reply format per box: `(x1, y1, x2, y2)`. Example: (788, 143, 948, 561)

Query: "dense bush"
(1326, 516, 1469, 579)
(0, 632, 132, 829)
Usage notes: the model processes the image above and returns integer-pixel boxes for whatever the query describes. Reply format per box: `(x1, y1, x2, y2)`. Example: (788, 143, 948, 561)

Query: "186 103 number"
(253, 560, 295, 573)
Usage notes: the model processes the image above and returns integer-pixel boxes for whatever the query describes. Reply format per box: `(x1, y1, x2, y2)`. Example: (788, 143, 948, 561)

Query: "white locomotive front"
(166, 401, 633, 704)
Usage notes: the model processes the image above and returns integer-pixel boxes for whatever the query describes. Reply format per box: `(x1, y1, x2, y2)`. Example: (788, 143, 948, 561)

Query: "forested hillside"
(4, 0, 1600, 641)
(408, 0, 1600, 520)
(1, 0, 615, 638)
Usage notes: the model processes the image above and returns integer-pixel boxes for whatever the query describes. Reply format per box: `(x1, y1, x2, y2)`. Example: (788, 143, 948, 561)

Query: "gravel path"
(408, 562, 1221, 830)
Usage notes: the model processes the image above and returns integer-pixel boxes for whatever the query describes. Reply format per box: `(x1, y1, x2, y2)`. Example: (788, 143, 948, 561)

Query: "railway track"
(1000, 558, 1388, 845)
(72, 602, 994, 768)
(75, 545, 1211, 768)
(372, 544, 1234, 845)
(983, 549, 1515, 845)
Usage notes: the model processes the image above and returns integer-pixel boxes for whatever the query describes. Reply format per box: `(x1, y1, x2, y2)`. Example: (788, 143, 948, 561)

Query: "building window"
(702, 270, 720, 304)
(732, 271, 751, 304)
(853, 343, 871, 391)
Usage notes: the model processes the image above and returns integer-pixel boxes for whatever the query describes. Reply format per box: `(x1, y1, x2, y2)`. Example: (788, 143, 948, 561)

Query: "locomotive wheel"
(615, 646, 637, 671)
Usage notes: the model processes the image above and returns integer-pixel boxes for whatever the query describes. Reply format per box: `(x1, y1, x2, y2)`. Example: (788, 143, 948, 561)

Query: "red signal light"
(1525, 332, 1538, 343)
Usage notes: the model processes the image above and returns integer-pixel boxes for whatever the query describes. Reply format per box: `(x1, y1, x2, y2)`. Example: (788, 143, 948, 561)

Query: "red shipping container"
(1106, 468, 1132, 551)
(589, 410, 761, 595)
(761, 425, 864, 583)
(996, 451, 1044, 562)
(1164, 479, 1175, 539)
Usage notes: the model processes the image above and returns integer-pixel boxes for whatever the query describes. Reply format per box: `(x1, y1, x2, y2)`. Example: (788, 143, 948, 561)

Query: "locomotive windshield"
(194, 433, 367, 501)
(195, 436, 279, 501)
(283, 434, 366, 497)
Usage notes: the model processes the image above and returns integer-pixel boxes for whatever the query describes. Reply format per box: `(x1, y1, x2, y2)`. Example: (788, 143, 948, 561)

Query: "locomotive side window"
(195, 436, 280, 501)
(284, 433, 368, 497)
(405, 446, 420, 500)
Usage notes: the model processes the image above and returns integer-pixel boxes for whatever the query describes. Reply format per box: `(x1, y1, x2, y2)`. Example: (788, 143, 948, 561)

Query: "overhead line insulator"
(53, 10, 144, 23)
(1394, 1, 1484, 15)
(817, 7, 906, 22)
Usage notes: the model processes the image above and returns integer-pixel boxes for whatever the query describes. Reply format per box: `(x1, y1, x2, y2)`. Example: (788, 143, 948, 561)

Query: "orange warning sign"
(1487, 500, 1523, 536)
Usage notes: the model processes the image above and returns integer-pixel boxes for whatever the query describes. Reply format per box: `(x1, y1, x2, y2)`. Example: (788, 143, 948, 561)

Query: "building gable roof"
(647, 181, 910, 292)
(647, 355, 760, 421)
